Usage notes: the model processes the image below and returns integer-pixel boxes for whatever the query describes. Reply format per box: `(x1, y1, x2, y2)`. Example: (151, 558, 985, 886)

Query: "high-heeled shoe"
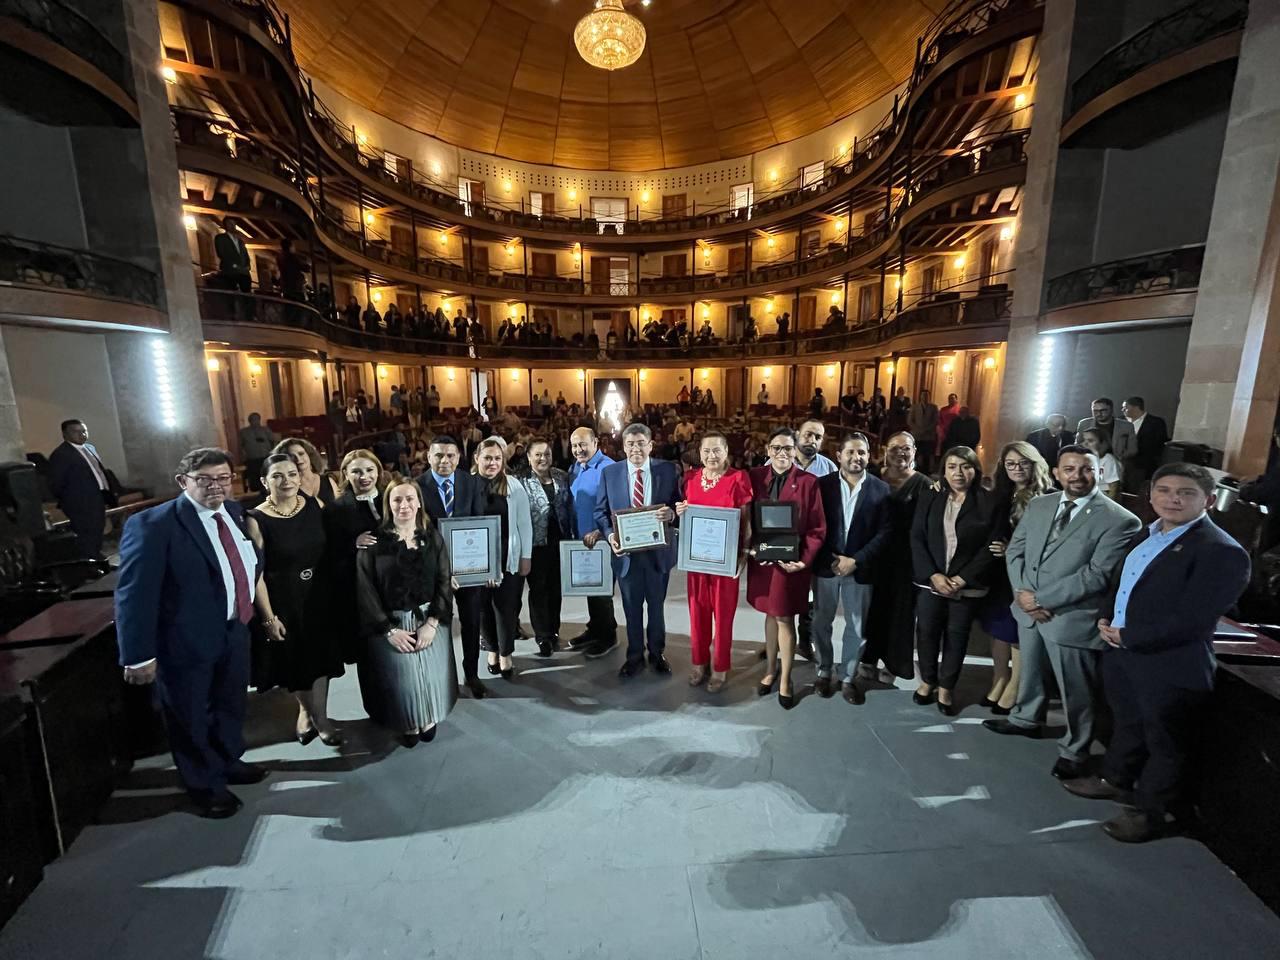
(937, 700, 958, 717)
(991, 704, 1012, 716)
(979, 697, 998, 709)
(398, 733, 418, 748)
(912, 688, 936, 705)
(419, 725, 437, 743)
(757, 674, 777, 697)
(317, 728, 345, 747)
(486, 658, 501, 676)
(778, 685, 796, 710)
(296, 726, 318, 746)
(500, 665, 514, 680)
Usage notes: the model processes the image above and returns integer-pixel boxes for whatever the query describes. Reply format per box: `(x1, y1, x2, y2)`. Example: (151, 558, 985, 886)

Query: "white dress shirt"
(839, 473, 865, 543)
(1053, 486, 1101, 527)
(73, 442, 109, 491)
(630, 458, 653, 507)
(1130, 414, 1146, 436)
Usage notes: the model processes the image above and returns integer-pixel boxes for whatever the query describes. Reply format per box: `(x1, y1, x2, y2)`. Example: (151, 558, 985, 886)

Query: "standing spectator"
(594, 423, 681, 679)
(408, 387, 425, 431)
(942, 405, 981, 452)
(570, 427, 618, 655)
(48, 418, 118, 559)
(795, 420, 836, 477)
(343, 297, 361, 329)
(677, 384, 691, 405)
(515, 439, 572, 657)
(908, 389, 939, 474)
(427, 383, 441, 419)
(839, 388, 858, 425)
(215, 217, 251, 292)
(1065, 464, 1250, 842)
(1026, 414, 1074, 469)
(811, 433, 891, 703)
(1081, 428, 1123, 499)
(747, 427, 827, 709)
(388, 385, 404, 422)
(985, 447, 1141, 780)
(936, 393, 960, 456)
(757, 383, 770, 409)
(115, 448, 266, 818)
(1122, 396, 1170, 493)
(276, 238, 307, 300)
(1077, 397, 1136, 464)
(776, 311, 790, 340)
(363, 301, 382, 332)
(238, 413, 277, 494)
(910, 446, 1001, 715)
(889, 387, 911, 434)
(809, 387, 827, 418)
(540, 389, 553, 419)
(472, 439, 533, 681)
(676, 432, 753, 692)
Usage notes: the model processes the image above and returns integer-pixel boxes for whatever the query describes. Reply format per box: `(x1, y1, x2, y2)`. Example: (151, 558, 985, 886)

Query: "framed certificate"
(612, 506, 669, 553)
(677, 504, 741, 577)
(559, 540, 614, 596)
(439, 515, 502, 587)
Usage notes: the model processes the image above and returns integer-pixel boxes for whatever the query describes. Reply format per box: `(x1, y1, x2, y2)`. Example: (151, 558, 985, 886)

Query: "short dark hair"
(622, 422, 652, 441)
(1152, 462, 1215, 496)
(259, 452, 295, 479)
(1092, 397, 1114, 409)
(1123, 396, 1146, 410)
(940, 446, 983, 491)
(177, 447, 233, 475)
(527, 436, 554, 453)
(1057, 443, 1092, 460)
(430, 434, 460, 450)
(60, 419, 83, 434)
(839, 432, 871, 449)
(768, 426, 797, 444)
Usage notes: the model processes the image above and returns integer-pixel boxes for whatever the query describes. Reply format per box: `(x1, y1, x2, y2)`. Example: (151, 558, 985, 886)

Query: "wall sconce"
(642, 311, 650, 321)
(769, 169, 778, 182)
(641, 190, 650, 203)
(885, 361, 896, 375)
(830, 292, 840, 304)
(702, 307, 710, 320)
(953, 255, 966, 269)
(443, 301, 452, 312)
(447, 367, 456, 381)
(365, 213, 374, 225)
(568, 188, 578, 201)
(835, 219, 845, 232)
(983, 355, 997, 370)
(576, 369, 585, 381)
(162, 65, 177, 83)
(1014, 92, 1028, 109)
(377, 365, 389, 380)
(503, 179, 512, 193)
(941, 360, 954, 374)
(430, 160, 442, 177)
(505, 244, 515, 257)
(892, 276, 901, 291)
(311, 361, 324, 380)
(701, 369, 710, 380)
(1000, 225, 1014, 241)
(765, 299, 775, 313)
(838, 142, 848, 156)
(248, 360, 263, 376)
(438, 231, 448, 244)
(355, 131, 367, 145)
(762, 367, 772, 379)
(510, 369, 519, 381)
(825, 365, 836, 379)
(639, 370, 647, 381)
(205, 356, 220, 372)
(183, 214, 197, 231)
(372, 291, 382, 303)
(766, 235, 775, 248)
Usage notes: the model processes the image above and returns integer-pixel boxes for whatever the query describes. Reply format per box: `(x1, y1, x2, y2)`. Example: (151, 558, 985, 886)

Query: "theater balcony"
(0, 0, 139, 125)
(1060, 0, 1246, 148)
(1040, 244, 1204, 333)
(0, 234, 166, 332)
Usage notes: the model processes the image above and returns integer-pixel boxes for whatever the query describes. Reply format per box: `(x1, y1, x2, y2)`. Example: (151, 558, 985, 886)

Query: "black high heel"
(778, 683, 796, 710)
(757, 674, 777, 697)
(486, 658, 501, 676)
(991, 704, 1012, 716)
(912, 688, 936, 705)
(317, 729, 345, 747)
(296, 726, 318, 746)
(979, 697, 998, 709)
(937, 700, 958, 717)
(419, 725, 437, 743)
(398, 733, 418, 748)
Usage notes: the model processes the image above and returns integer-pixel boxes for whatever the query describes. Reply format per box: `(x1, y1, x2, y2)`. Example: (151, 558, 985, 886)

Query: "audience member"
(1026, 414, 1074, 469)
(1077, 397, 1136, 464)
(809, 387, 827, 418)
(48, 417, 118, 559)
(215, 218, 251, 292)
(1080, 427, 1123, 499)
(908, 389, 939, 474)
(323, 450, 385, 666)
(942, 404, 981, 451)
(1122, 396, 1169, 493)
(936, 393, 960, 455)
(274, 437, 338, 505)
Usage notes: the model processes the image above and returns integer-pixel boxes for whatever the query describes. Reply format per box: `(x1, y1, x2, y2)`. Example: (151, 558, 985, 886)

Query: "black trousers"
(915, 590, 978, 689)
(456, 586, 483, 680)
(1102, 651, 1210, 817)
(66, 499, 107, 560)
(586, 594, 617, 641)
(528, 541, 563, 642)
(156, 619, 249, 796)
(479, 573, 526, 657)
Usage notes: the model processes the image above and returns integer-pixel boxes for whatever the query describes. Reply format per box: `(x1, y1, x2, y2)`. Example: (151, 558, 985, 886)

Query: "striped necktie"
(632, 468, 645, 507)
(443, 478, 454, 517)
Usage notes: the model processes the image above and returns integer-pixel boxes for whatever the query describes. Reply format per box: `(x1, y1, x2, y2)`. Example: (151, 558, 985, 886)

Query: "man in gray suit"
(984, 446, 1141, 778)
(1076, 397, 1136, 463)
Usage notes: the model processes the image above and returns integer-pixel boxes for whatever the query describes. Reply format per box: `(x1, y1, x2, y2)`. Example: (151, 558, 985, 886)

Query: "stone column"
(0, 328, 26, 463)
(1176, 0, 1280, 474)
(105, 0, 216, 491)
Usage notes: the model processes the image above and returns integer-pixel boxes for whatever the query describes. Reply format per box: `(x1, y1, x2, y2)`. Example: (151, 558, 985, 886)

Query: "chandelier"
(574, 0, 646, 71)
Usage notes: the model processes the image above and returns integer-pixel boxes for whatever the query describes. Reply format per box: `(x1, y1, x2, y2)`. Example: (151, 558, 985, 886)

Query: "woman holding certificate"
(675, 431, 753, 692)
(473, 438, 533, 680)
(356, 480, 456, 746)
(747, 426, 827, 709)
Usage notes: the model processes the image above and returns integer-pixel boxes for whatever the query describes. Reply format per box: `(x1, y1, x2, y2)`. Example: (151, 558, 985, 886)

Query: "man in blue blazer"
(593, 422, 680, 678)
(811, 433, 891, 703)
(1062, 463, 1250, 843)
(115, 448, 266, 818)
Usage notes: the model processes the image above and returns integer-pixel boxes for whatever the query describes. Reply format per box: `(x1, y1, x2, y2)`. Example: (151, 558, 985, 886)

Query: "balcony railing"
(1044, 244, 1206, 311)
(0, 0, 135, 98)
(0, 233, 160, 306)
(1068, 0, 1247, 118)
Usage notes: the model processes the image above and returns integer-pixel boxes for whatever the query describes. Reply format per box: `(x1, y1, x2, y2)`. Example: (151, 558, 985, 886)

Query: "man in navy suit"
(115, 448, 266, 818)
(417, 435, 489, 698)
(1063, 463, 1250, 843)
(811, 433, 891, 703)
(48, 418, 118, 559)
(593, 422, 680, 679)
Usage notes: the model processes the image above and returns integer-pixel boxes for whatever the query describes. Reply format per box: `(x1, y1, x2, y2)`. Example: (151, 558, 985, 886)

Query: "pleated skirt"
(359, 617, 457, 732)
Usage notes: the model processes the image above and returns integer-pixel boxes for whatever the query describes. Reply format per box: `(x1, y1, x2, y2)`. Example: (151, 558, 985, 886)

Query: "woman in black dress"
(323, 449, 386, 666)
(247, 454, 345, 745)
(274, 436, 339, 505)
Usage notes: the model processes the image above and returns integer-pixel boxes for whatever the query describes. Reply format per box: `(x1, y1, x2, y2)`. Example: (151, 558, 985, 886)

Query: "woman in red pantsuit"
(676, 431, 753, 693)
(747, 426, 826, 709)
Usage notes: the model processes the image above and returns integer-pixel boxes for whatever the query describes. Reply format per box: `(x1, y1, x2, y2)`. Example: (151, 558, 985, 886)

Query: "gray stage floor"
(2, 572, 1277, 959)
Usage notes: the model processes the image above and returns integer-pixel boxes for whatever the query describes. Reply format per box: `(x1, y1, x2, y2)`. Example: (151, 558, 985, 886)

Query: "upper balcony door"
(459, 178, 485, 216)
(590, 256, 630, 296)
(800, 161, 825, 192)
(662, 254, 687, 278)
(730, 183, 753, 218)
(592, 197, 627, 235)
(662, 194, 687, 218)
(531, 252, 557, 278)
(529, 191, 554, 218)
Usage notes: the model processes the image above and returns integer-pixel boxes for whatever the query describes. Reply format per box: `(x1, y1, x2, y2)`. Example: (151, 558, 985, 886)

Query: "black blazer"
(417, 469, 485, 521)
(1133, 415, 1170, 472)
(355, 527, 453, 640)
(1026, 427, 1074, 468)
(214, 231, 250, 275)
(48, 441, 116, 520)
(1100, 516, 1250, 690)
(814, 472, 892, 584)
(910, 485, 1000, 589)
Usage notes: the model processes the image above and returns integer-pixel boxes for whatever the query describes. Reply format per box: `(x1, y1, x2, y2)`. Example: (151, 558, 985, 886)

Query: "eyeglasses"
(768, 444, 796, 455)
(185, 473, 234, 489)
(1003, 459, 1033, 471)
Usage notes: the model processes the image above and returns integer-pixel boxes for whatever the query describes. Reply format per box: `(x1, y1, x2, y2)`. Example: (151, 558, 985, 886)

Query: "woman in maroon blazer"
(747, 426, 826, 709)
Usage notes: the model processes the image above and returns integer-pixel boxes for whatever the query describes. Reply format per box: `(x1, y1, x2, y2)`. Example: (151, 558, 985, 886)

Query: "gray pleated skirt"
(360, 613, 457, 732)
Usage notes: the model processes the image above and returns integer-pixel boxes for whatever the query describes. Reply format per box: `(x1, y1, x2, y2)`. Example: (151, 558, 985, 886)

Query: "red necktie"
(214, 513, 253, 624)
(632, 468, 645, 507)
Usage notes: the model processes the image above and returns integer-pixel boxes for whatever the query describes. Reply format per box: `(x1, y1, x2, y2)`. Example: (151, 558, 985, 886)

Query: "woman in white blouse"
(1080, 428, 1123, 499)
(471, 437, 533, 679)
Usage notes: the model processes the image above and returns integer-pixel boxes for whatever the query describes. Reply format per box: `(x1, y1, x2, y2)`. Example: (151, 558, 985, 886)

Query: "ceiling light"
(574, 0, 646, 71)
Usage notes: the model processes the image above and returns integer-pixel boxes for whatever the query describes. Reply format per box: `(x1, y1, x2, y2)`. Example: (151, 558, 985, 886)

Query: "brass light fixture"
(575, 0, 646, 71)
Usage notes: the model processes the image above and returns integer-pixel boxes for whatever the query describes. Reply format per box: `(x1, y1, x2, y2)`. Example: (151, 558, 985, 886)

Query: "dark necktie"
(443, 478, 454, 517)
(770, 469, 789, 500)
(214, 513, 253, 624)
(1044, 501, 1076, 551)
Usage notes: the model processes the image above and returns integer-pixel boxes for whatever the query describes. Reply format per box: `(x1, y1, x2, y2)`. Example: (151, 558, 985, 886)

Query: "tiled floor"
(2, 573, 1277, 959)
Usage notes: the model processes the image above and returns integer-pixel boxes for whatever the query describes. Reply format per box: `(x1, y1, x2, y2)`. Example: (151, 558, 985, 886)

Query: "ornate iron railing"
(1044, 244, 1205, 311)
(0, 234, 159, 306)
(0, 0, 135, 98)
(1068, 0, 1247, 117)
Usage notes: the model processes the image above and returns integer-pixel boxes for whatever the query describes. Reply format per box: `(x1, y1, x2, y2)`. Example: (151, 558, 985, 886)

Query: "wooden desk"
(69, 569, 120, 600)
(0, 693, 43, 929)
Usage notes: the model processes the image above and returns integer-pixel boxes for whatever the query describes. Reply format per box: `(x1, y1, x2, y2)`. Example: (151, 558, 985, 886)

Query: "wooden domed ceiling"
(277, 0, 947, 171)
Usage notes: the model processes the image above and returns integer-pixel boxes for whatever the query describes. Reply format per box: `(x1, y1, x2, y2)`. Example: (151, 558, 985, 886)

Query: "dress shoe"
(990, 704, 1012, 716)
(814, 675, 834, 699)
(979, 697, 998, 709)
(225, 761, 267, 785)
(841, 681, 865, 705)
(536, 639, 554, 658)
(983, 718, 1042, 738)
(296, 726, 319, 746)
(937, 699, 958, 717)
(1051, 757, 1085, 780)
(419, 725, 438, 744)
(649, 654, 672, 675)
(398, 733, 419, 748)
(757, 674, 778, 697)
(568, 632, 595, 650)
(192, 790, 241, 819)
(1062, 775, 1135, 804)
(466, 677, 488, 699)
(1102, 808, 1172, 844)
(778, 686, 796, 710)
(688, 665, 709, 687)
(855, 663, 879, 683)
(707, 672, 727, 694)
(912, 688, 936, 706)
(618, 658, 645, 679)
(584, 638, 619, 659)
(317, 729, 345, 747)
(796, 640, 815, 662)
(486, 658, 501, 675)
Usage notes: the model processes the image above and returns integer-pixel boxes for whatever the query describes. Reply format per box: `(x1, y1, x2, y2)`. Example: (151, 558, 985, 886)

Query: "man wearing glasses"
(115, 448, 267, 819)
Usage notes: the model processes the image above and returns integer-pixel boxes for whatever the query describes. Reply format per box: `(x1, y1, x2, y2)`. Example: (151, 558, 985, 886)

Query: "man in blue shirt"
(1063, 463, 1250, 843)
(567, 426, 617, 655)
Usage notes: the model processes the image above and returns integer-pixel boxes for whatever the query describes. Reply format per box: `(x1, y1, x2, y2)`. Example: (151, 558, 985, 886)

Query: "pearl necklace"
(700, 469, 724, 492)
(268, 494, 304, 518)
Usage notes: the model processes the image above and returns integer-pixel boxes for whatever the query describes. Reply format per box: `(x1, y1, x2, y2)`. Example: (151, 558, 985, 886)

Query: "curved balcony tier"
(165, 0, 1041, 246)
(1041, 244, 1203, 333)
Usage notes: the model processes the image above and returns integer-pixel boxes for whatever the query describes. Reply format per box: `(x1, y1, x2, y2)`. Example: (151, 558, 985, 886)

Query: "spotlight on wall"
(365, 213, 374, 225)
(377, 365, 389, 380)
(577, 369, 585, 381)
(953, 255, 966, 269)
(248, 360, 263, 376)
(312, 361, 325, 379)
(1000, 225, 1015, 241)
(162, 65, 177, 83)
(1014, 92, 1028, 109)
(152, 339, 177, 429)
(183, 214, 197, 231)
(1031, 336, 1055, 418)
(205, 356, 220, 373)
(983, 355, 997, 370)
(762, 367, 772, 379)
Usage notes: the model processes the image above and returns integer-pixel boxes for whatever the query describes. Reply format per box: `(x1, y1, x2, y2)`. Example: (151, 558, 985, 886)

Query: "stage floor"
(2, 573, 1277, 959)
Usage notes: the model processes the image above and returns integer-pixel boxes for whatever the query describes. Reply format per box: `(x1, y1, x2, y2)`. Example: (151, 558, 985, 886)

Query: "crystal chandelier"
(574, 0, 646, 71)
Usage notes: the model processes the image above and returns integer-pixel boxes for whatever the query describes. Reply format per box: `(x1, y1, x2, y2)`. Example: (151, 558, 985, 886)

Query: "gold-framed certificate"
(439, 515, 502, 587)
(612, 506, 668, 553)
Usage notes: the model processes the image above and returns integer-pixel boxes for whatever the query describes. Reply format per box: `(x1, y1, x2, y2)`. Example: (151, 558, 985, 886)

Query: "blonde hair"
(471, 436, 509, 497)
(338, 448, 386, 493)
(995, 440, 1053, 524)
